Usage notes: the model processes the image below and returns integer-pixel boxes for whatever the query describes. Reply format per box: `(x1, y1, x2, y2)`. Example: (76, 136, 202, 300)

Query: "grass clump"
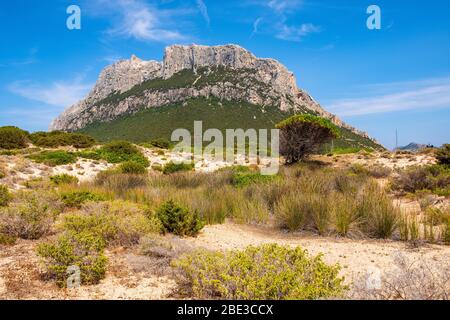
(59, 201, 161, 247)
(173, 244, 346, 300)
(0, 126, 29, 150)
(118, 161, 147, 174)
(156, 200, 204, 236)
(163, 162, 194, 175)
(50, 174, 79, 185)
(0, 184, 11, 207)
(0, 191, 62, 239)
(37, 231, 107, 287)
(28, 150, 77, 166)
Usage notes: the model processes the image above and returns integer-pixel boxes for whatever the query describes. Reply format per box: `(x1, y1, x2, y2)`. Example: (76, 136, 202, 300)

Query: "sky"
(0, 0, 449, 149)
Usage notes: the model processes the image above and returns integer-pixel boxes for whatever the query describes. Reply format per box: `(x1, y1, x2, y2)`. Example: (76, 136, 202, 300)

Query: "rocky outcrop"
(49, 44, 377, 143)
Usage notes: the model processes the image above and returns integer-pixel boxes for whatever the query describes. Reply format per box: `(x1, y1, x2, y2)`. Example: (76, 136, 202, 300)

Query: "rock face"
(50, 44, 375, 142)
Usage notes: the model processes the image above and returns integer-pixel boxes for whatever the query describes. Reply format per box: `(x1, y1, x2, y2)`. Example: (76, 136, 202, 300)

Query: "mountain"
(50, 44, 383, 150)
(396, 142, 428, 152)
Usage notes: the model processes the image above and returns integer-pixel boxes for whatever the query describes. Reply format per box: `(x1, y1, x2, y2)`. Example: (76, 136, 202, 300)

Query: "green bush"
(27, 150, 77, 166)
(0, 184, 11, 207)
(37, 231, 107, 287)
(0, 191, 62, 239)
(436, 144, 450, 165)
(30, 131, 96, 148)
(60, 191, 107, 209)
(156, 200, 204, 236)
(149, 138, 172, 149)
(50, 174, 79, 185)
(59, 201, 161, 247)
(0, 126, 29, 150)
(173, 244, 346, 300)
(98, 141, 149, 167)
(231, 172, 276, 187)
(118, 161, 147, 174)
(163, 162, 194, 174)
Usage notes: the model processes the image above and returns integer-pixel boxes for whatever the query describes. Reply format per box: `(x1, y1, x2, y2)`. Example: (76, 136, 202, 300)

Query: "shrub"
(0, 232, 16, 245)
(436, 144, 450, 165)
(118, 161, 147, 174)
(30, 131, 96, 148)
(59, 201, 161, 247)
(37, 231, 107, 287)
(28, 150, 77, 166)
(391, 165, 450, 195)
(98, 141, 149, 167)
(0, 126, 29, 150)
(60, 191, 107, 209)
(50, 174, 79, 185)
(149, 138, 172, 149)
(0, 184, 11, 207)
(276, 115, 339, 164)
(156, 200, 204, 236)
(0, 191, 62, 239)
(163, 162, 194, 174)
(173, 244, 346, 300)
(231, 172, 276, 187)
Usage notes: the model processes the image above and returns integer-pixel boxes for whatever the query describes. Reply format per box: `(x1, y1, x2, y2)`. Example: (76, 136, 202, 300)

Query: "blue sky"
(0, 0, 449, 149)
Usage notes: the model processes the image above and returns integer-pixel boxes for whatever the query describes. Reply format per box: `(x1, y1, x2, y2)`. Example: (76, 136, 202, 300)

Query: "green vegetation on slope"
(79, 97, 382, 151)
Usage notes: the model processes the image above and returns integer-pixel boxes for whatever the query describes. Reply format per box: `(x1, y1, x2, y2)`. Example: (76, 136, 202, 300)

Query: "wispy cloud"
(276, 23, 321, 41)
(91, 0, 189, 42)
(267, 0, 302, 13)
(251, 17, 263, 37)
(326, 76, 450, 116)
(8, 76, 92, 108)
(196, 0, 210, 27)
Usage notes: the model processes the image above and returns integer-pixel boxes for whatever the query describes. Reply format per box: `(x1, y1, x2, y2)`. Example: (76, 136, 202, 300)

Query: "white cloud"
(97, 0, 187, 42)
(276, 23, 321, 41)
(251, 17, 263, 37)
(267, 0, 302, 13)
(326, 76, 450, 116)
(8, 77, 92, 108)
(196, 0, 210, 26)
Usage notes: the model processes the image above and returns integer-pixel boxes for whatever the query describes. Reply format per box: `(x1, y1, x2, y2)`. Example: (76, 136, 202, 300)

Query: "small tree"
(276, 114, 339, 164)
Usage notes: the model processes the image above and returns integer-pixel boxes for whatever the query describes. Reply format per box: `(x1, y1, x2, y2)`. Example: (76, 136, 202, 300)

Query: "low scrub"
(163, 162, 194, 175)
(50, 174, 79, 185)
(98, 141, 149, 166)
(30, 131, 96, 149)
(156, 200, 204, 236)
(59, 201, 161, 247)
(436, 144, 450, 165)
(60, 190, 107, 209)
(0, 191, 62, 239)
(37, 231, 107, 287)
(28, 150, 77, 166)
(118, 161, 147, 174)
(0, 184, 11, 207)
(231, 171, 276, 188)
(173, 244, 346, 300)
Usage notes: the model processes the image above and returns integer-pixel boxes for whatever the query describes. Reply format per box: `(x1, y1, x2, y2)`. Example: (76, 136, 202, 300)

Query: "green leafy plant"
(156, 200, 204, 236)
(60, 191, 107, 209)
(37, 231, 107, 287)
(173, 244, 346, 300)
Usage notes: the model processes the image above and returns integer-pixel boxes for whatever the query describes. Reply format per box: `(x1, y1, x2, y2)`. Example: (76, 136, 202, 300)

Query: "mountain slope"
(51, 44, 383, 150)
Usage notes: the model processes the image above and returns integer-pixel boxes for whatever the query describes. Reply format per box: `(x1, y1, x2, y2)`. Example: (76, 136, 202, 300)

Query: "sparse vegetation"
(173, 244, 346, 299)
